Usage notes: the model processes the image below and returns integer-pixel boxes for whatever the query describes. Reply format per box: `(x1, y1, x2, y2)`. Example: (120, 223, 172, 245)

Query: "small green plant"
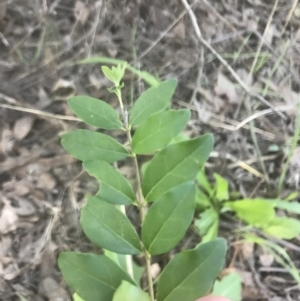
(58, 64, 227, 301)
(195, 169, 300, 284)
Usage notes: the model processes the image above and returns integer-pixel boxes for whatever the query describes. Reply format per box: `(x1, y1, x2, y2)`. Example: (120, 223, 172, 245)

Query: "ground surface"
(1, 0, 300, 300)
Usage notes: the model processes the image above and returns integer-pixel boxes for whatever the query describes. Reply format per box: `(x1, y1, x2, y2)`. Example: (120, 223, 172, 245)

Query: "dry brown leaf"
(197, 86, 225, 112)
(37, 86, 52, 109)
(150, 262, 161, 279)
(1, 128, 15, 154)
(74, 1, 89, 25)
(265, 24, 279, 45)
(215, 72, 240, 104)
(52, 79, 76, 101)
(3, 262, 20, 280)
(0, 198, 18, 234)
(173, 21, 186, 40)
(281, 85, 299, 115)
(259, 252, 274, 267)
(89, 74, 102, 90)
(0, 235, 12, 257)
(119, 164, 135, 179)
(3, 180, 30, 197)
(43, 47, 57, 74)
(39, 173, 57, 191)
(241, 241, 254, 259)
(13, 116, 35, 141)
(39, 277, 68, 301)
(12, 198, 36, 217)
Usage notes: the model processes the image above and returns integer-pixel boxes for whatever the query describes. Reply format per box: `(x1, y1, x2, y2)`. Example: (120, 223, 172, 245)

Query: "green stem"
(116, 87, 155, 301)
(119, 205, 134, 278)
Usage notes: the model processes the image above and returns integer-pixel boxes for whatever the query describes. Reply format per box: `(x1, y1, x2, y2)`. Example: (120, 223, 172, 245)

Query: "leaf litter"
(1, 0, 300, 300)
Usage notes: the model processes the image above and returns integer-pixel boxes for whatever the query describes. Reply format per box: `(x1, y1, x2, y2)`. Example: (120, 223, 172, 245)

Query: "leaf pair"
(58, 239, 227, 301)
(80, 183, 195, 256)
(61, 79, 180, 162)
(67, 79, 178, 130)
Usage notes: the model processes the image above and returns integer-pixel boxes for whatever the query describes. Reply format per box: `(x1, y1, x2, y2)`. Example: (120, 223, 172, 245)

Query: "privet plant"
(58, 64, 227, 301)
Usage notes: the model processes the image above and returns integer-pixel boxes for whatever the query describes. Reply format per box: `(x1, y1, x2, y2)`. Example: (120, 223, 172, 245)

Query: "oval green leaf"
(68, 95, 123, 129)
(80, 196, 141, 254)
(272, 199, 300, 214)
(157, 238, 227, 301)
(142, 182, 196, 255)
(132, 109, 190, 154)
(213, 173, 229, 201)
(129, 79, 177, 126)
(58, 252, 134, 301)
(263, 217, 300, 239)
(113, 281, 150, 301)
(83, 160, 135, 205)
(61, 129, 129, 163)
(142, 134, 214, 201)
(224, 199, 275, 228)
(212, 272, 242, 301)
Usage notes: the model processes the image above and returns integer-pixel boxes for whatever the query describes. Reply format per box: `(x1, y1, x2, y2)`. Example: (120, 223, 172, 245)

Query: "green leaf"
(212, 272, 242, 301)
(285, 192, 299, 201)
(142, 134, 214, 201)
(201, 218, 219, 243)
(142, 182, 196, 255)
(195, 189, 210, 210)
(130, 79, 177, 126)
(263, 217, 300, 239)
(101, 64, 127, 87)
(132, 109, 190, 154)
(73, 294, 86, 301)
(61, 130, 129, 163)
(272, 199, 300, 214)
(157, 238, 227, 301)
(197, 168, 213, 195)
(224, 199, 275, 228)
(58, 252, 135, 301)
(195, 208, 219, 243)
(169, 132, 189, 145)
(113, 281, 150, 301)
(68, 96, 123, 129)
(80, 196, 141, 254)
(194, 207, 218, 236)
(83, 160, 135, 205)
(214, 173, 229, 201)
(101, 66, 117, 84)
(75, 56, 160, 87)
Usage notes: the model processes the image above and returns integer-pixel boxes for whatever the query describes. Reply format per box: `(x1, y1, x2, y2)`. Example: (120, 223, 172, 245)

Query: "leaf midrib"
(148, 189, 190, 251)
(161, 249, 218, 301)
(63, 258, 117, 290)
(86, 205, 140, 253)
(73, 101, 121, 127)
(145, 140, 206, 199)
(134, 112, 186, 150)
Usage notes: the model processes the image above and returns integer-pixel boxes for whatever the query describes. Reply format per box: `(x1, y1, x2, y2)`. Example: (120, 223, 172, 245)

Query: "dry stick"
(180, 0, 285, 119)
(243, 0, 280, 183)
(235, 105, 296, 130)
(0, 103, 80, 121)
(280, 0, 299, 36)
